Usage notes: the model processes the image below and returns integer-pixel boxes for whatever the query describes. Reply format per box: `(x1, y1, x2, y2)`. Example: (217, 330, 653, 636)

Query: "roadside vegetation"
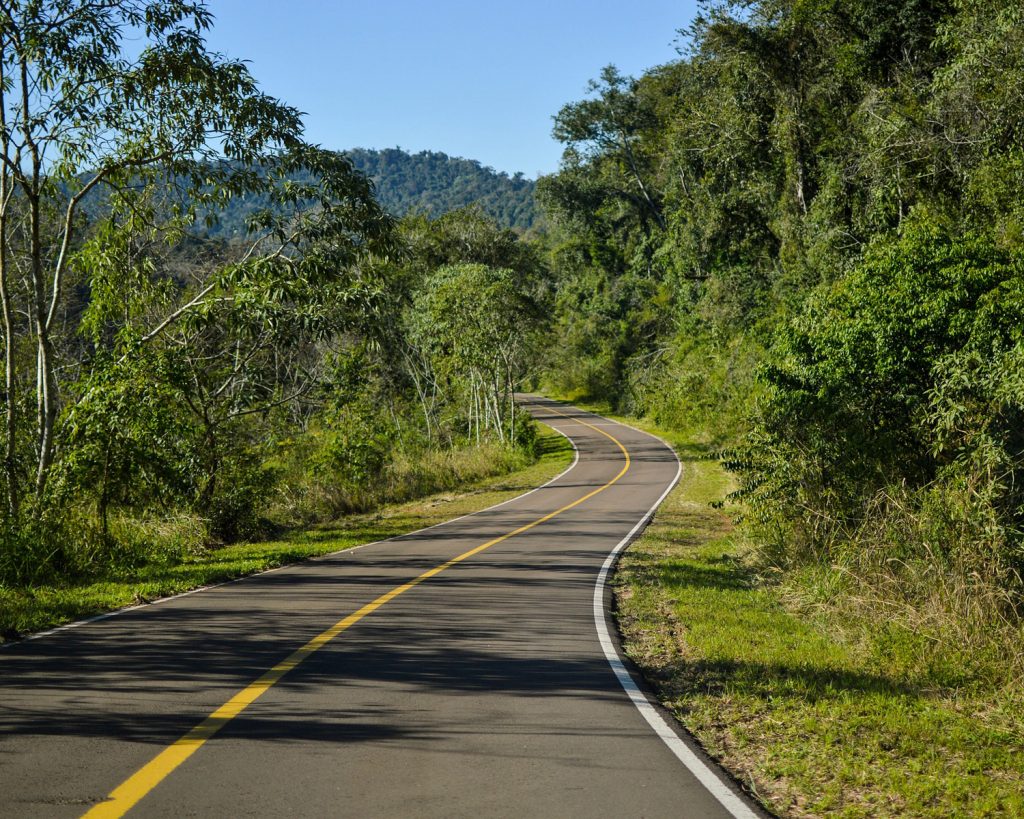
(568, 402, 1024, 817)
(0, 2, 552, 641)
(0, 424, 572, 639)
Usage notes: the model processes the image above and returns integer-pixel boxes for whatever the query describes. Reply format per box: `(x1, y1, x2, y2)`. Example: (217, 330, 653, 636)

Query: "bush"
(623, 330, 762, 444)
(721, 218, 1024, 678)
(730, 218, 1024, 556)
(206, 460, 280, 544)
(0, 505, 207, 586)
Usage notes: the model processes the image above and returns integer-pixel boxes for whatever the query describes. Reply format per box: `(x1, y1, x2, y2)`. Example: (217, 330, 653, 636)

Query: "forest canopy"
(536, 0, 1024, 661)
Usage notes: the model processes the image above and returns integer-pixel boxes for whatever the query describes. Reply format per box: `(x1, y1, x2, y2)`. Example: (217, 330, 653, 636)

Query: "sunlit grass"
(562, 399, 1024, 818)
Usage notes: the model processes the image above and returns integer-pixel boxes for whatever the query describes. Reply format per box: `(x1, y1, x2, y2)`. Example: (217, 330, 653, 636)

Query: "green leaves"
(733, 218, 1024, 552)
(409, 260, 544, 443)
(58, 348, 194, 519)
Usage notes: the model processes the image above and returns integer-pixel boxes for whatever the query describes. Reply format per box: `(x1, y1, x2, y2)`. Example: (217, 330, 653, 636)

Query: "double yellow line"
(84, 408, 630, 818)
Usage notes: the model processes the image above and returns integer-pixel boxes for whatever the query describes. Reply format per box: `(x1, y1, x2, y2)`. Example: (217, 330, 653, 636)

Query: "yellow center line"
(83, 408, 630, 818)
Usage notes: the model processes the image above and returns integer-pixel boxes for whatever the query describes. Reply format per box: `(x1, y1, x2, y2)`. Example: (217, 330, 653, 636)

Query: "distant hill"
(79, 148, 541, 238)
(346, 148, 540, 232)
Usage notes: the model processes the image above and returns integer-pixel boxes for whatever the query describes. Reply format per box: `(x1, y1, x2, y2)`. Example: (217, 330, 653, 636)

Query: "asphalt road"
(0, 396, 756, 818)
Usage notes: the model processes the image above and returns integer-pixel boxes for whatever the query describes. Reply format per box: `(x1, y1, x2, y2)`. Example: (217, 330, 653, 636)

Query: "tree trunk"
(0, 245, 14, 517)
(473, 373, 481, 445)
(0, 62, 16, 518)
(492, 376, 503, 443)
(18, 50, 57, 501)
(32, 188, 58, 499)
(508, 371, 515, 444)
(34, 331, 58, 497)
(621, 136, 666, 230)
(0, 189, 16, 517)
(99, 444, 111, 537)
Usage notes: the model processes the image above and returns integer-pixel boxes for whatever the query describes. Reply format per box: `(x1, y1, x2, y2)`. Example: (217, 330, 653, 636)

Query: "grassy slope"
(565, 399, 1023, 818)
(0, 425, 573, 641)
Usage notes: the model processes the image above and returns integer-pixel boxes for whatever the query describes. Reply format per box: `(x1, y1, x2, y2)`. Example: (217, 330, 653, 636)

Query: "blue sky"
(203, 1, 700, 178)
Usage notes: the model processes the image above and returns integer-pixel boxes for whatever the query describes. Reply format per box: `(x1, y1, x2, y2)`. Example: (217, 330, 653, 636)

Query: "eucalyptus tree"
(66, 146, 397, 533)
(395, 208, 549, 441)
(0, 0, 324, 515)
(415, 263, 543, 444)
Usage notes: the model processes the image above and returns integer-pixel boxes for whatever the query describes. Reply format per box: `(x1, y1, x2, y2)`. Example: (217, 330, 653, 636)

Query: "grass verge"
(0, 424, 573, 642)
(561, 397, 1024, 818)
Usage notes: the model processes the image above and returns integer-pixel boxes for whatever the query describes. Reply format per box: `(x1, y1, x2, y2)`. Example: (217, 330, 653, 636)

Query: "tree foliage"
(538, 0, 1024, 603)
(0, 0, 415, 574)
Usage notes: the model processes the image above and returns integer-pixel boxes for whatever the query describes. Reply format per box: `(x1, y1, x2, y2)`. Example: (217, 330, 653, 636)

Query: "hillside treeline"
(347, 148, 541, 233)
(0, 1, 546, 591)
(538, 0, 1024, 671)
(196, 149, 542, 241)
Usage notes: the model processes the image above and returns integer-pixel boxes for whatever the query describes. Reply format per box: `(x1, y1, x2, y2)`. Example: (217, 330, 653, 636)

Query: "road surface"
(0, 396, 757, 818)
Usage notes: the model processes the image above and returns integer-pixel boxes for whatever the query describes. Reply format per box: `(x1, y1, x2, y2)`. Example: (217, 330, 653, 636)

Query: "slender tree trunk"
(388, 399, 405, 454)
(794, 151, 808, 215)
(508, 370, 515, 444)
(482, 375, 491, 437)
(492, 376, 503, 443)
(0, 182, 15, 516)
(485, 379, 495, 440)
(406, 352, 433, 444)
(486, 371, 495, 443)
(32, 188, 58, 498)
(34, 332, 58, 497)
(0, 217, 14, 517)
(786, 87, 808, 216)
(99, 444, 111, 537)
(17, 51, 58, 500)
(0, 59, 16, 518)
(473, 373, 481, 445)
(620, 136, 665, 230)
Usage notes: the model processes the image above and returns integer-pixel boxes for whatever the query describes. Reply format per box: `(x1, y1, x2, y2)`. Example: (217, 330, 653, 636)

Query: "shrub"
(729, 218, 1024, 560)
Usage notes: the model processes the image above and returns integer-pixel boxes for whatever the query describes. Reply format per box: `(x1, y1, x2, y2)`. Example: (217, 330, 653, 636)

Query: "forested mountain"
(193, 148, 540, 238)
(346, 148, 540, 232)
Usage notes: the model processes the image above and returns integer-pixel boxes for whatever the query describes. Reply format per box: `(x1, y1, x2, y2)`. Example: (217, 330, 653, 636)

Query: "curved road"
(0, 397, 757, 818)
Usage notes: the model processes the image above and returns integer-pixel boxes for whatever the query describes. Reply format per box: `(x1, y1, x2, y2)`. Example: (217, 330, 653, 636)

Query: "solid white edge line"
(3, 416, 581, 649)
(588, 415, 759, 819)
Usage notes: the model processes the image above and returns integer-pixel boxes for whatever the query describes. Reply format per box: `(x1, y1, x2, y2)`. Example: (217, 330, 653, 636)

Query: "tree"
(551, 65, 666, 232)
(414, 263, 543, 444)
(68, 145, 397, 536)
(0, 0, 330, 514)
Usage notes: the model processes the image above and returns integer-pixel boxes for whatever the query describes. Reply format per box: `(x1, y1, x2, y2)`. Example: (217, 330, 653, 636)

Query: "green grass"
(0, 425, 574, 641)
(557, 398, 1024, 818)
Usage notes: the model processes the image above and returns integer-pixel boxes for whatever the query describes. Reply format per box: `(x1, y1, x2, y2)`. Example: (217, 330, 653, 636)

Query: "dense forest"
(538, 0, 1024, 679)
(346, 148, 541, 232)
